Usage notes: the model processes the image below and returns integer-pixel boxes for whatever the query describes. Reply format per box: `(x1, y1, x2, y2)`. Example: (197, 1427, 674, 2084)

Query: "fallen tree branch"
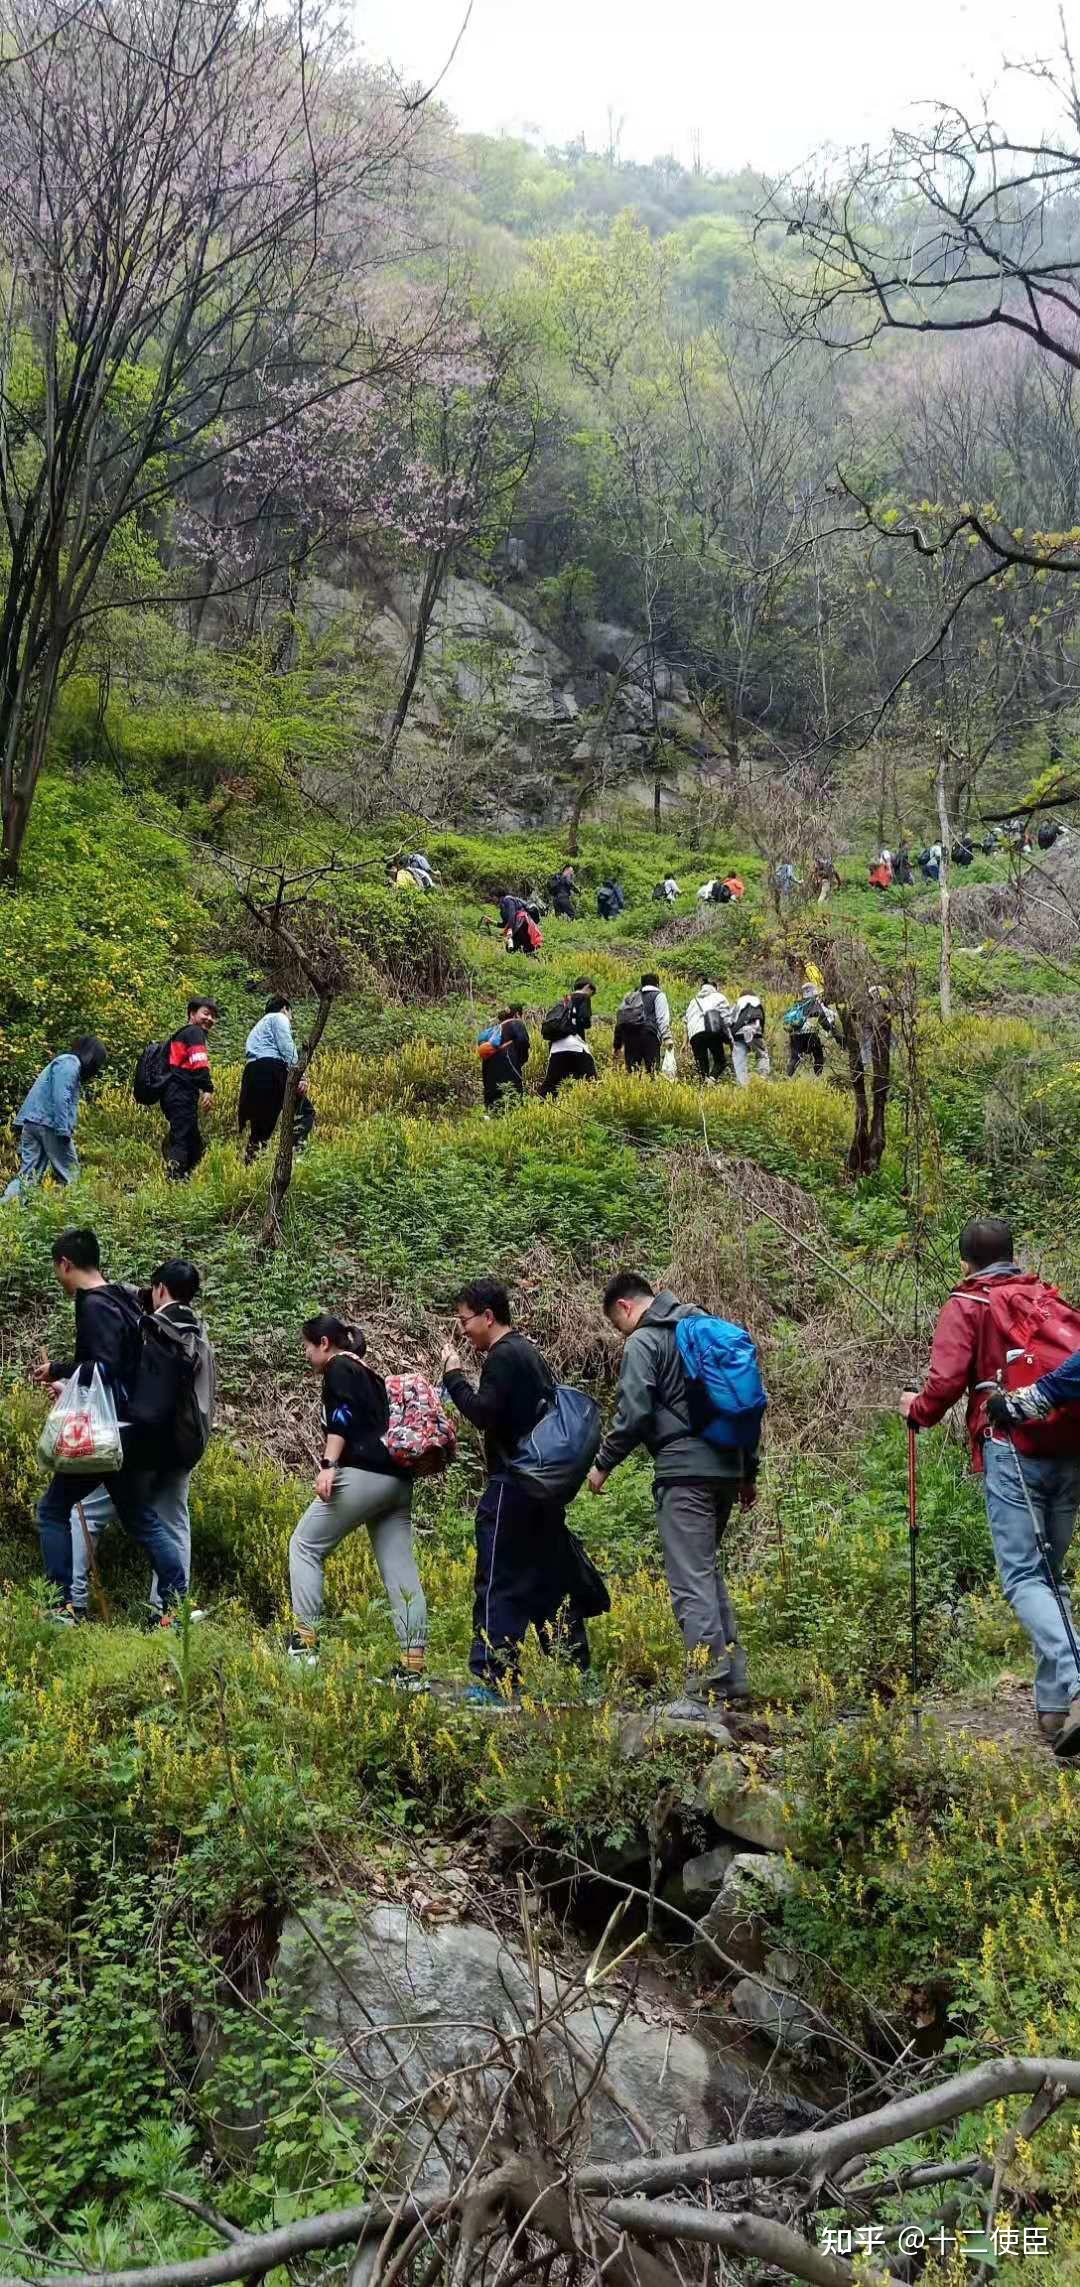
(576, 2058, 1080, 2199)
(604, 2199, 897, 2287)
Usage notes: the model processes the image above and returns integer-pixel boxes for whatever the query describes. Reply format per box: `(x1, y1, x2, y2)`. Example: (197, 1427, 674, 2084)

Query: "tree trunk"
(1, 643, 64, 885)
(258, 990, 334, 1252)
(383, 547, 448, 765)
(935, 750, 953, 1021)
(868, 1016, 892, 1173)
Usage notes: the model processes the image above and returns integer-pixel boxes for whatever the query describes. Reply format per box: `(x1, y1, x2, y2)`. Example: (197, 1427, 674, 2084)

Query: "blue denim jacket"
(244, 1013, 297, 1066)
(16, 1053, 82, 1135)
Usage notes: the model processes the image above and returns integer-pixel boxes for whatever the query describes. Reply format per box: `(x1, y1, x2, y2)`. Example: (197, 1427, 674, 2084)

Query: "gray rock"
(681, 1845, 736, 1905)
(618, 1705, 736, 1760)
(729, 1975, 817, 2055)
(270, 1902, 781, 2183)
(694, 1852, 796, 1977)
(696, 1753, 799, 1853)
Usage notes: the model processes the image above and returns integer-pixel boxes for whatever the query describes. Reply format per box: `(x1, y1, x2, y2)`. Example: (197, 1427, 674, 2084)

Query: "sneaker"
(286, 1631, 318, 1666)
(1038, 1709, 1066, 1742)
(1053, 1697, 1080, 1757)
(463, 1682, 508, 1708)
(42, 1603, 77, 1628)
(388, 1664, 430, 1695)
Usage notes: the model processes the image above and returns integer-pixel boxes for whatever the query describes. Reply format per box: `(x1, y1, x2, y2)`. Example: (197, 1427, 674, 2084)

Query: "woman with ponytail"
(287, 1315, 427, 1684)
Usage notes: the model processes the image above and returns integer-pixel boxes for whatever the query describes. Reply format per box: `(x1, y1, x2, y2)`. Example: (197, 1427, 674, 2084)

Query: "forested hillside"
(5, 4, 1080, 2286)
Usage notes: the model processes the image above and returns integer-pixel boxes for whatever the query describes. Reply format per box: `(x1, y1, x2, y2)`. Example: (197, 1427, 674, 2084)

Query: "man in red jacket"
(901, 1216, 1080, 1755)
(161, 998, 217, 1181)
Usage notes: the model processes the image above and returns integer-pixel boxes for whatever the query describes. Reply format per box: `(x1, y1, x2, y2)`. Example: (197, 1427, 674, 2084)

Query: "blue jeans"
(3, 1123, 77, 1200)
(71, 1468, 192, 1613)
(983, 1438, 1080, 1710)
(38, 1453, 188, 1610)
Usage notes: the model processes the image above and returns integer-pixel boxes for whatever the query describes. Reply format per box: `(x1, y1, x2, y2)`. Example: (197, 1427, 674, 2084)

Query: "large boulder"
(696, 1753, 799, 1854)
(271, 1900, 811, 2185)
(728, 1975, 818, 2056)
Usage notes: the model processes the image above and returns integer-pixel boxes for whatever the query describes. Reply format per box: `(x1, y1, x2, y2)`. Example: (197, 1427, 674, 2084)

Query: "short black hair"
(264, 995, 291, 1015)
(602, 1270, 655, 1316)
(454, 1278, 512, 1325)
(152, 1259, 201, 1304)
(505, 1003, 523, 1018)
(52, 1227, 100, 1270)
(188, 996, 219, 1019)
(71, 1035, 108, 1079)
(960, 1218, 1014, 1270)
(641, 972, 660, 988)
(573, 977, 596, 992)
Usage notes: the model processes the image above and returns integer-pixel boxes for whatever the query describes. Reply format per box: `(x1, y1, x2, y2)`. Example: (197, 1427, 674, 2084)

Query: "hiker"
(548, 865, 577, 918)
(775, 860, 797, 900)
(405, 852, 436, 891)
(2, 1036, 107, 1202)
(696, 878, 731, 905)
(893, 848, 914, 887)
(722, 873, 746, 901)
(684, 981, 732, 1084)
(951, 836, 974, 868)
(868, 854, 893, 892)
(480, 1004, 530, 1113)
(918, 844, 942, 883)
(31, 1228, 189, 1625)
(510, 904, 541, 958)
(614, 974, 672, 1076)
(159, 998, 216, 1180)
(390, 857, 422, 890)
(287, 1315, 428, 1682)
(540, 979, 598, 1097)
(901, 1217, 1080, 1756)
(813, 857, 840, 904)
(596, 878, 625, 922)
(653, 876, 680, 904)
(238, 997, 311, 1164)
(70, 1259, 216, 1621)
(729, 991, 770, 1085)
(1037, 820, 1061, 852)
(442, 1279, 591, 1701)
(785, 982, 838, 1077)
(588, 1272, 759, 1705)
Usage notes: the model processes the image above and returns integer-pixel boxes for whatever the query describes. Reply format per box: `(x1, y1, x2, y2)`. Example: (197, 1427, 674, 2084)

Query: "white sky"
(354, 0, 1067, 174)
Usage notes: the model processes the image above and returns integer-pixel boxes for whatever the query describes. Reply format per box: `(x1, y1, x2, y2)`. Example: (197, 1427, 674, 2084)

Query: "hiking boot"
(388, 1664, 430, 1695)
(1052, 1698, 1080, 1758)
(286, 1631, 318, 1666)
(1038, 1709, 1067, 1743)
(42, 1603, 78, 1628)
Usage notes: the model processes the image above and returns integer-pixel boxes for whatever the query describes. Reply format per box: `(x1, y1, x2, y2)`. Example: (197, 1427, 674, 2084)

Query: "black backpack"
(113, 1290, 215, 1468)
(541, 997, 575, 1043)
(133, 1042, 170, 1106)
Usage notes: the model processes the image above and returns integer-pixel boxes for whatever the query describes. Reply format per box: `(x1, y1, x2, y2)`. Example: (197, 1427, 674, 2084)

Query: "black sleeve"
(324, 1358, 384, 1441)
(74, 1291, 133, 1387)
(444, 1350, 512, 1431)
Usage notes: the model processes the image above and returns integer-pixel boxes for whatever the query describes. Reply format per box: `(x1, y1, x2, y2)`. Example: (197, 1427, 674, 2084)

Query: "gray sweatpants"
(732, 1036, 771, 1085)
(289, 1466, 426, 1647)
(655, 1478, 742, 1675)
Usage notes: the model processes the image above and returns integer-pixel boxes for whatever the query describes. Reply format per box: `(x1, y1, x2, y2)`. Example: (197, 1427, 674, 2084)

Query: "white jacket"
(685, 985, 732, 1041)
(730, 993, 765, 1042)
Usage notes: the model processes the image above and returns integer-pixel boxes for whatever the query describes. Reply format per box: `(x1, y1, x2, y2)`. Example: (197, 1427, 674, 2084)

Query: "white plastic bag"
(661, 1045, 678, 1081)
(39, 1365, 123, 1475)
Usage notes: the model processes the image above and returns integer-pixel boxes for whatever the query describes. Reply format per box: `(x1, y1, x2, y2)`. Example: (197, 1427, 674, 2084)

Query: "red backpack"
(974, 1276, 1080, 1455)
(384, 1374, 457, 1475)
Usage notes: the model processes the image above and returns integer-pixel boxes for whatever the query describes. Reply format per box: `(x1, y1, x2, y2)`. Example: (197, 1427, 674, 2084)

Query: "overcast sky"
(355, 0, 1066, 175)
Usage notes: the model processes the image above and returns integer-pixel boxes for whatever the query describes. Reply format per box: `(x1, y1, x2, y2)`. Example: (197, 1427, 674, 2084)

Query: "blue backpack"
(674, 1314, 767, 1452)
(507, 1385, 602, 1502)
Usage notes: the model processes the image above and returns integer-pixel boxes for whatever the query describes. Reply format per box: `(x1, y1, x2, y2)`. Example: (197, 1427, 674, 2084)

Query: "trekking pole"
(1002, 1431, 1080, 1672)
(75, 1499, 112, 1624)
(907, 1424, 921, 1735)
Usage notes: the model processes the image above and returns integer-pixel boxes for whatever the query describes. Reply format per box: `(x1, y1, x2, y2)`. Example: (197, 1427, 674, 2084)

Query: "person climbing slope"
(3, 1036, 107, 1202)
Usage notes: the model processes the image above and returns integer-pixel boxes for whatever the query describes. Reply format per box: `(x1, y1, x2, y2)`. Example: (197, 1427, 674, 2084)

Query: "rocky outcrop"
(270, 1901, 814, 2187)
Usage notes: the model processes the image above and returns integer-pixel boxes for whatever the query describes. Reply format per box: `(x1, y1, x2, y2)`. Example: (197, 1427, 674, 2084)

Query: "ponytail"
(302, 1313, 366, 1358)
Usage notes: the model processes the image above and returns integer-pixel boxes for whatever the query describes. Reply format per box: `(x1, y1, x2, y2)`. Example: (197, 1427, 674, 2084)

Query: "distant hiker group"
(477, 973, 807, 1109)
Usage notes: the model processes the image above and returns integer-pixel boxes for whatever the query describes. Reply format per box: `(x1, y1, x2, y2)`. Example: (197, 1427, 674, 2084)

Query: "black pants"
(238, 1057, 289, 1160)
(471, 1474, 590, 1684)
(161, 1078, 204, 1180)
(482, 1056, 524, 1110)
(541, 1048, 597, 1097)
(787, 1031, 824, 1076)
(692, 1033, 727, 1080)
(622, 1027, 662, 1074)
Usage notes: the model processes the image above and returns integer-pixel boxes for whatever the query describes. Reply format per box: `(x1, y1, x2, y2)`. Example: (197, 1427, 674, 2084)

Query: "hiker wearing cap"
(589, 1272, 762, 1708)
(902, 1216, 1080, 1756)
(784, 980, 838, 1077)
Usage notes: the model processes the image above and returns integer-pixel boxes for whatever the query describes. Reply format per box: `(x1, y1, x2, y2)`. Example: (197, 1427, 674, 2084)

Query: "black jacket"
(321, 1356, 409, 1478)
(444, 1331, 555, 1475)
(49, 1283, 144, 1397)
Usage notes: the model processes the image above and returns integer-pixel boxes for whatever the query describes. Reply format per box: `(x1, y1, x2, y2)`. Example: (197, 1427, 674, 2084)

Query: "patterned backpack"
(384, 1374, 457, 1474)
